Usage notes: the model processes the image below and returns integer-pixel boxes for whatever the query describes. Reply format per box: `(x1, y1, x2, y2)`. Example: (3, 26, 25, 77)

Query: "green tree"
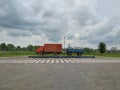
(21, 47, 27, 51)
(33, 45, 39, 51)
(98, 42, 106, 54)
(27, 45, 33, 51)
(16, 46, 21, 51)
(7, 44, 15, 51)
(84, 47, 91, 53)
(0, 43, 7, 51)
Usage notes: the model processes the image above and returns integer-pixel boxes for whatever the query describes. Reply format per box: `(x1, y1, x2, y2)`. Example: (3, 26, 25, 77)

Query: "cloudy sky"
(0, 0, 120, 49)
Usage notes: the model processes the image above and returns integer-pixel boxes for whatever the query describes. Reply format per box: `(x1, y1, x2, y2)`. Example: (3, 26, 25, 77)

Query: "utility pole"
(64, 36, 65, 49)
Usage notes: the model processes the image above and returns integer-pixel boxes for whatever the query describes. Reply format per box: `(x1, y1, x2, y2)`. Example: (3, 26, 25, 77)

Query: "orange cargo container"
(36, 46, 44, 54)
(44, 44, 62, 53)
(36, 44, 62, 54)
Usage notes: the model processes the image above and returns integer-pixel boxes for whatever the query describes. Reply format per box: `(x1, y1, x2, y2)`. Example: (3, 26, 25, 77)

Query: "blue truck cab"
(66, 48, 84, 56)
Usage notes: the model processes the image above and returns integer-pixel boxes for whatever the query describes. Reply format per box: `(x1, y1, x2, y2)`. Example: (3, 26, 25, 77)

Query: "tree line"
(0, 43, 38, 52)
(0, 42, 107, 54)
(83, 42, 106, 54)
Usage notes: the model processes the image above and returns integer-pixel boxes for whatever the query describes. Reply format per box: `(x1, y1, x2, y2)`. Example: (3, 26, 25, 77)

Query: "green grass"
(84, 52, 120, 57)
(0, 51, 36, 57)
(0, 51, 84, 57)
(0, 51, 120, 57)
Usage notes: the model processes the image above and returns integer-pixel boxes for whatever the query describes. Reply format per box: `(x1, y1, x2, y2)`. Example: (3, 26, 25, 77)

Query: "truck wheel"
(79, 53, 82, 56)
(67, 52, 69, 56)
(54, 52, 57, 56)
(68, 53, 72, 56)
(77, 53, 79, 56)
(39, 52, 44, 56)
(77, 53, 82, 56)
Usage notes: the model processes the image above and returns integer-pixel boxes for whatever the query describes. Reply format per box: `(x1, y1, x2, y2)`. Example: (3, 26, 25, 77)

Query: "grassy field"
(0, 51, 120, 57)
(0, 51, 36, 57)
(84, 53, 120, 57)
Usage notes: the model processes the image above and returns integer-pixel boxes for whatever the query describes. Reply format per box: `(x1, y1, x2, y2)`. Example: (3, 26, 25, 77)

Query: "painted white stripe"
(56, 59, 59, 63)
(0, 59, 120, 64)
(64, 60, 69, 63)
(35, 60, 41, 63)
(51, 60, 54, 63)
(69, 60, 75, 63)
(46, 60, 50, 63)
(79, 60, 84, 63)
(73, 60, 80, 63)
(60, 59, 64, 63)
(30, 60, 37, 63)
(85, 60, 91, 63)
(40, 60, 46, 63)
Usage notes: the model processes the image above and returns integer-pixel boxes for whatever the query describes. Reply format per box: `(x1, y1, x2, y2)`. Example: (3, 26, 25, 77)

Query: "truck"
(36, 43, 84, 56)
(66, 48, 84, 56)
(36, 44, 62, 55)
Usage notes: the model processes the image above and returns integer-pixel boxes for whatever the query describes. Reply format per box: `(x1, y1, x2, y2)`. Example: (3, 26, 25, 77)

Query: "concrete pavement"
(0, 57, 120, 90)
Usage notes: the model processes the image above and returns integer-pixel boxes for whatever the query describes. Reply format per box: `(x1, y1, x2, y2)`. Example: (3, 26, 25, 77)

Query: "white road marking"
(40, 60, 46, 63)
(85, 60, 91, 63)
(73, 60, 80, 63)
(0, 59, 120, 64)
(35, 60, 41, 63)
(69, 60, 75, 63)
(30, 60, 37, 63)
(78, 60, 85, 63)
(51, 60, 54, 63)
(46, 60, 50, 63)
(64, 59, 69, 63)
(60, 59, 64, 63)
(56, 59, 59, 63)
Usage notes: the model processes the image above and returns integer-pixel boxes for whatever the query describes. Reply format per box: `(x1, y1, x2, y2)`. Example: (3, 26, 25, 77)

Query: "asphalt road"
(0, 57, 120, 90)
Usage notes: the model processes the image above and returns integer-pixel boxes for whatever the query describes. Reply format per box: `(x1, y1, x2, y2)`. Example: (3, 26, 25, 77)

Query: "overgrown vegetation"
(0, 43, 38, 52)
(0, 51, 36, 57)
(0, 42, 120, 57)
(98, 42, 106, 54)
(0, 43, 38, 57)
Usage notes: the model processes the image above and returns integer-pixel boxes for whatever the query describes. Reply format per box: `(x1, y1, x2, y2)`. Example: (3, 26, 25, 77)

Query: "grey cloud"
(0, 0, 120, 48)
(0, 0, 42, 29)
(81, 18, 120, 46)
(8, 29, 32, 37)
(67, 34, 75, 40)
(73, 7, 96, 27)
